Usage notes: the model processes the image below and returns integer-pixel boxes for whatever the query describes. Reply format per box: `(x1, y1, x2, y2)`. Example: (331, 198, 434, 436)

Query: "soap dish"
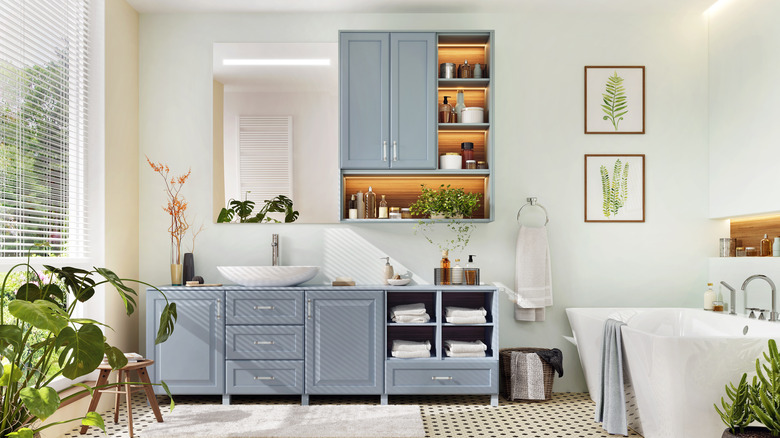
(387, 278, 411, 286)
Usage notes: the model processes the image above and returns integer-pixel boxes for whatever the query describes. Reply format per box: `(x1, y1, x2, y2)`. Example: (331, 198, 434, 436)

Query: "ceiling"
(127, 0, 718, 15)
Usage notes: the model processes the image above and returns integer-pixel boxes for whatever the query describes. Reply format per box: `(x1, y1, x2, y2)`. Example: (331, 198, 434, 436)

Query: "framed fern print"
(585, 66, 645, 134)
(585, 154, 645, 222)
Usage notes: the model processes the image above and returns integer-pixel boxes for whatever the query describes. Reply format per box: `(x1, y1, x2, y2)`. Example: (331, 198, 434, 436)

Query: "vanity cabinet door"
(339, 32, 390, 169)
(305, 290, 383, 394)
(146, 289, 225, 395)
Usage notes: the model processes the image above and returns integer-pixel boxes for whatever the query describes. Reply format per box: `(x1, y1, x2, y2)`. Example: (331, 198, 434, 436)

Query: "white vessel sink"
(217, 266, 319, 287)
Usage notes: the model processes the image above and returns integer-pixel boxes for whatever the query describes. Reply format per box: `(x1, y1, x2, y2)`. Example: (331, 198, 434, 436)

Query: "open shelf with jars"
(338, 31, 494, 222)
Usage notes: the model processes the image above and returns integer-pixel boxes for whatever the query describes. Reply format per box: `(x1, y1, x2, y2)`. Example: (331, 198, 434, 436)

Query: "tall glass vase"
(170, 243, 183, 285)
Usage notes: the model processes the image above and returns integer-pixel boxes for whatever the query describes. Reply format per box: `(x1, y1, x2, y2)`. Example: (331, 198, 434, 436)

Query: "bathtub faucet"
(720, 281, 737, 315)
(740, 274, 776, 322)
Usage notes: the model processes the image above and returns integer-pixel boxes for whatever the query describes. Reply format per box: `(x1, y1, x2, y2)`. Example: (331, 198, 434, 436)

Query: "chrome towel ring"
(517, 197, 549, 225)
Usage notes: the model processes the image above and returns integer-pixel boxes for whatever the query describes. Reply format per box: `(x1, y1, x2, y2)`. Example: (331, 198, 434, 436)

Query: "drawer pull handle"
(253, 306, 274, 310)
(307, 299, 312, 319)
(254, 376, 275, 380)
(253, 340, 275, 345)
(216, 299, 221, 320)
(431, 376, 453, 380)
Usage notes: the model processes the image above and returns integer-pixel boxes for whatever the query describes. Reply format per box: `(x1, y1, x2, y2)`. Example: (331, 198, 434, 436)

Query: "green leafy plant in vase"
(0, 248, 177, 438)
(409, 184, 481, 254)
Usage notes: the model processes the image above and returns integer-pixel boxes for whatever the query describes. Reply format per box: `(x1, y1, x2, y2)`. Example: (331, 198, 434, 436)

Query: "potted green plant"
(716, 339, 780, 438)
(409, 184, 482, 254)
(217, 194, 299, 223)
(0, 249, 177, 438)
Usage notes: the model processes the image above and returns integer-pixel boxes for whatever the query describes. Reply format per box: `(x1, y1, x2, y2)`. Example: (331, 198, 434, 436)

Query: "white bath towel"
(444, 348, 485, 358)
(391, 314, 431, 324)
(444, 307, 487, 318)
(444, 340, 487, 353)
(391, 303, 427, 316)
(514, 225, 552, 322)
(510, 352, 545, 400)
(595, 318, 628, 436)
(392, 340, 431, 352)
(391, 349, 431, 358)
(445, 315, 487, 324)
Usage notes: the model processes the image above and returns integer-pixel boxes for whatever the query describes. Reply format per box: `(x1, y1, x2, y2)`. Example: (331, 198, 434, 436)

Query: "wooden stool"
(80, 359, 163, 437)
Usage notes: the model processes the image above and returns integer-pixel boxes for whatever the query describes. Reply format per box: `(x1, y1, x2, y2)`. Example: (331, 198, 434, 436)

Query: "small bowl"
(387, 278, 411, 286)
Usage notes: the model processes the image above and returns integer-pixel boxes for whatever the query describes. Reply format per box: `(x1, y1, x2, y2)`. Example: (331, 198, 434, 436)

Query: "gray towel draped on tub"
(595, 318, 628, 436)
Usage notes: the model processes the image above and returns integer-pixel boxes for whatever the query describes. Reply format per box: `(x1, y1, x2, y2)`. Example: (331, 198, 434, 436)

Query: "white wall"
(138, 11, 719, 392)
(709, 0, 780, 218)
(222, 90, 339, 222)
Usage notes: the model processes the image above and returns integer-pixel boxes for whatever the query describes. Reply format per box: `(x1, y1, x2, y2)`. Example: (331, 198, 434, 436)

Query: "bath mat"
(142, 404, 425, 438)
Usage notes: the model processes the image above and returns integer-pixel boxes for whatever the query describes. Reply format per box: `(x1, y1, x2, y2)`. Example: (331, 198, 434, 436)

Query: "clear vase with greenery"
(0, 248, 177, 438)
(409, 184, 481, 254)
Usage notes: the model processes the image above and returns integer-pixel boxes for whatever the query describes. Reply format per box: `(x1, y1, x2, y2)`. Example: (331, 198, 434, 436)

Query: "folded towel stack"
(391, 340, 432, 358)
(391, 303, 431, 324)
(443, 340, 487, 357)
(444, 306, 487, 324)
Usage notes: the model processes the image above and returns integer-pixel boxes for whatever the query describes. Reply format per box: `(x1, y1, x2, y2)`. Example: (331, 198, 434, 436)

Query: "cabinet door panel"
(340, 33, 390, 169)
(146, 289, 225, 395)
(305, 291, 383, 394)
(390, 33, 436, 169)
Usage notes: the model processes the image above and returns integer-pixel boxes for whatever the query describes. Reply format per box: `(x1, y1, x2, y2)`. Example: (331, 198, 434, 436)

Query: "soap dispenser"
(704, 282, 715, 310)
(465, 255, 478, 285)
(380, 257, 394, 285)
(439, 96, 453, 123)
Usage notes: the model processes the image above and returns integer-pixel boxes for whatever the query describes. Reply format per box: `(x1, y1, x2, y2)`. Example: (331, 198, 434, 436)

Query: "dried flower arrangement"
(146, 157, 191, 265)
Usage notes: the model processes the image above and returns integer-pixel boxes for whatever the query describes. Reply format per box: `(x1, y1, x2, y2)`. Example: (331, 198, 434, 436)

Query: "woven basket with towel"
(499, 347, 558, 401)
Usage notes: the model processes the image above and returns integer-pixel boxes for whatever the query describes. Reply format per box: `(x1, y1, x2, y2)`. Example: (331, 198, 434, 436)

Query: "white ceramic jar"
(461, 107, 484, 123)
(439, 153, 462, 169)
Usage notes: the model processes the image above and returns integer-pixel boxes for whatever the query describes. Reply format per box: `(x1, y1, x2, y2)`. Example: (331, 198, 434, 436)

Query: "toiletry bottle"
(348, 194, 357, 219)
(461, 142, 474, 169)
(774, 237, 780, 257)
(380, 257, 394, 285)
(356, 190, 365, 219)
(704, 282, 715, 310)
(459, 59, 471, 78)
(473, 63, 483, 78)
(440, 250, 451, 285)
(465, 254, 477, 285)
(366, 186, 377, 219)
(378, 195, 388, 219)
(451, 259, 464, 285)
(454, 90, 465, 123)
(439, 96, 453, 123)
(761, 234, 772, 256)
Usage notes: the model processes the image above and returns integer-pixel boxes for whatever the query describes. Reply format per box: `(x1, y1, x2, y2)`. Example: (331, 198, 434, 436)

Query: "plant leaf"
(7, 428, 34, 438)
(8, 300, 68, 335)
(81, 411, 106, 433)
(16, 283, 42, 301)
(155, 302, 177, 344)
(160, 380, 175, 411)
(104, 343, 128, 369)
(216, 207, 234, 223)
(20, 386, 60, 420)
(56, 325, 105, 379)
(95, 267, 138, 315)
(0, 363, 22, 386)
(0, 324, 23, 350)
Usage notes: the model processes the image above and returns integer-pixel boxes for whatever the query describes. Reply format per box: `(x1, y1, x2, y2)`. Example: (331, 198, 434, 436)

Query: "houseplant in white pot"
(409, 184, 481, 254)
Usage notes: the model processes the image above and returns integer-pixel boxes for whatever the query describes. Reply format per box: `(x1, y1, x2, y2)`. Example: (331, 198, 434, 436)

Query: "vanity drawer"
(385, 360, 498, 395)
(226, 360, 303, 395)
(226, 325, 303, 360)
(226, 290, 304, 325)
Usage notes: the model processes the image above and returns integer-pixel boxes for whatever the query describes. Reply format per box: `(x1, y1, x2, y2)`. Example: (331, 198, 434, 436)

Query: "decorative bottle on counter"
(774, 237, 780, 257)
(760, 234, 772, 256)
(378, 195, 388, 219)
(704, 282, 715, 310)
(348, 194, 358, 219)
(440, 250, 451, 285)
(365, 186, 377, 219)
(451, 259, 464, 285)
(461, 142, 474, 169)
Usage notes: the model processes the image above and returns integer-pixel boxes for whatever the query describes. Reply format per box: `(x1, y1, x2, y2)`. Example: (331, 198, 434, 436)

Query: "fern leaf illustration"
(600, 165, 611, 217)
(610, 160, 622, 215)
(620, 162, 630, 206)
(601, 71, 629, 131)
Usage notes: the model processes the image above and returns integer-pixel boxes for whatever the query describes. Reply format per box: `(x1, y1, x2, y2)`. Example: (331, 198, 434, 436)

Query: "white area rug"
(142, 404, 425, 438)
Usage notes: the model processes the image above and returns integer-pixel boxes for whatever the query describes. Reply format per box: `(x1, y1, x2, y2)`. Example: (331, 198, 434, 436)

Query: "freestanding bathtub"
(566, 308, 778, 438)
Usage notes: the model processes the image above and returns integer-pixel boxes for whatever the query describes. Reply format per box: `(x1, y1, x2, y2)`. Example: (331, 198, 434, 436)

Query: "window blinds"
(238, 116, 293, 206)
(0, 0, 90, 258)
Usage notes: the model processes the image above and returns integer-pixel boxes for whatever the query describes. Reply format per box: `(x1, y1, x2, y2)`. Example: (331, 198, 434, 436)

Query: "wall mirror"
(212, 42, 339, 224)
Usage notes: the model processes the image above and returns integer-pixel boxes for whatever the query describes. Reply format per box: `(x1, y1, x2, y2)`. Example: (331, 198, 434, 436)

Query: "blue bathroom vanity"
(145, 286, 499, 405)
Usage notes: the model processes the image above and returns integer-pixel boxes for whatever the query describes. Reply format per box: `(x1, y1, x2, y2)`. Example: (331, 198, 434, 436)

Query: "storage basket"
(499, 347, 555, 401)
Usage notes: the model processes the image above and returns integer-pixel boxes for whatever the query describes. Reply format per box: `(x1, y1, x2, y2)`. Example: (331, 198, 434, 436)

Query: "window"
(0, 0, 91, 259)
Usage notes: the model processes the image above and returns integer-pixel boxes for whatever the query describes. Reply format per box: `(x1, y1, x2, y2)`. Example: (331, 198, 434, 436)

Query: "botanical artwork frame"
(584, 66, 645, 134)
(584, 154, 645, 222)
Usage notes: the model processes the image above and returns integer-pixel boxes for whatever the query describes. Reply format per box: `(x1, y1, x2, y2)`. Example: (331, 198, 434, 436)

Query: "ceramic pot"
(721, 427, 774, 438)
(170, 263, 183, 286)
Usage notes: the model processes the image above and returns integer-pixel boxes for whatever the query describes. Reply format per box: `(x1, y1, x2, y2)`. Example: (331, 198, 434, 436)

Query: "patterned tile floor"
(66, 392, 642, 438)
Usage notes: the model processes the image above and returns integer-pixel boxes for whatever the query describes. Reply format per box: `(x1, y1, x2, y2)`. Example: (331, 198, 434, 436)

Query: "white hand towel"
(444, 307, 487, 318)
(445, 315, 486, 324)
(392, 340, 431, 352)
(444, 340, 487, 353)
(444, 348, 485, 358)
(391, 349, 431, 358)
(391, 314, 431, 323)
(514, 225, 553, 322)
(391, 303, 427, 316)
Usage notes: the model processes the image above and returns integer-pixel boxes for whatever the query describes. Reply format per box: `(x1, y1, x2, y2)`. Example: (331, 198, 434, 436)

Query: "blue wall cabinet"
(305, 290, 384, 394)
(340, 32, 436, 170)
(146, 288, 225, 395)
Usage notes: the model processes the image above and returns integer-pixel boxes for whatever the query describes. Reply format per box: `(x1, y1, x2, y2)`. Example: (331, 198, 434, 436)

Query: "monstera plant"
(0, 251, 177, 437)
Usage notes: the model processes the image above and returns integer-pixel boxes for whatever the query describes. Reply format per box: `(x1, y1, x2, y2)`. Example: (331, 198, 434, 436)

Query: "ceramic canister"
(461, 107, 484, 123)
(439, 153, 461, 169)
(440, 63, 455, 78)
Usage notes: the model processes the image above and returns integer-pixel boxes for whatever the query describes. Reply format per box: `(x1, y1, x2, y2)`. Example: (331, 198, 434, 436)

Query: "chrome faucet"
(272, 234, 280, 266)
(740, 274, 777, 322)
(720, 281, 737, 315)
